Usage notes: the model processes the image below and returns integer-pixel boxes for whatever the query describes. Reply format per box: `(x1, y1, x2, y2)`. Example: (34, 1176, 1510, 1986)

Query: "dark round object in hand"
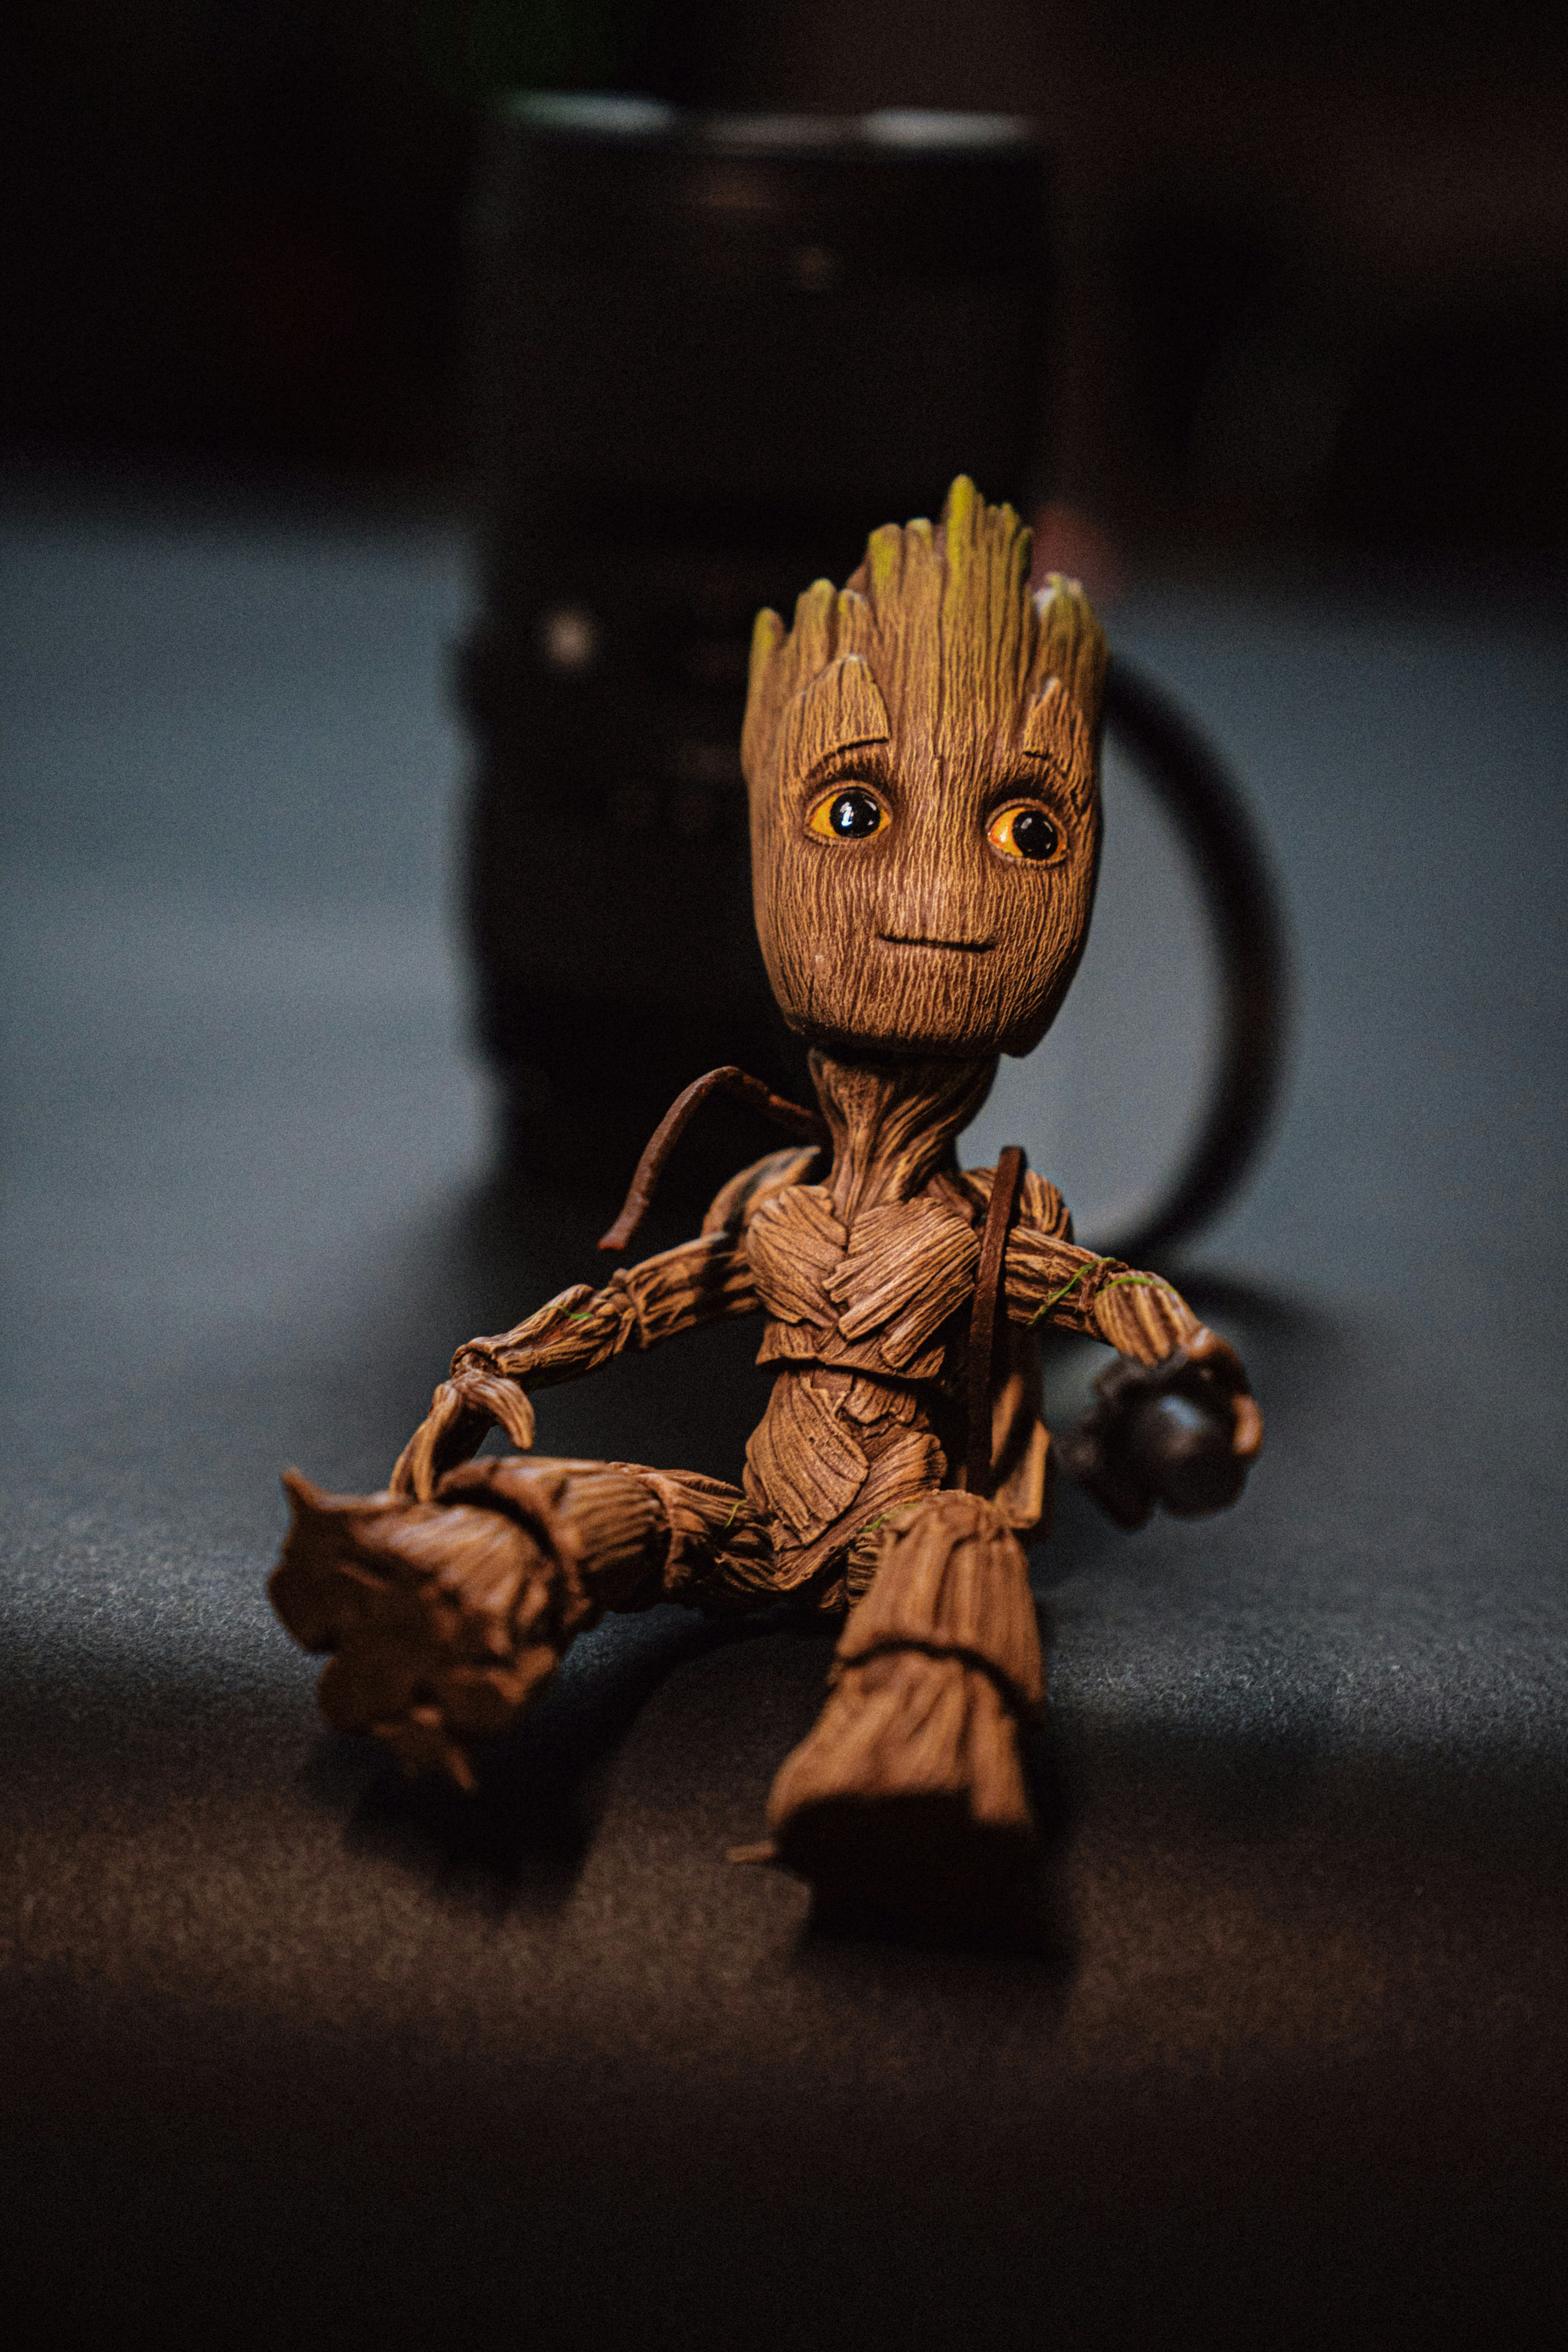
(1125, 1391, 1247, 1517)
(1009, 808, 1057, 860)
(828, 789, 884, 837)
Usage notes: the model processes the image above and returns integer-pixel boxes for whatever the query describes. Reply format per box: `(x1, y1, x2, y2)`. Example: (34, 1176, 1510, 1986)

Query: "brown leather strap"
(598, 1067, 828, 1253)
(965, 1144, 1027, 1499)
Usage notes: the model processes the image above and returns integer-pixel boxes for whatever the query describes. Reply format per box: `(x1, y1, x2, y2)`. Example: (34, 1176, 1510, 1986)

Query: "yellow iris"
(987, 804, 1061, 862)
(807, 786, 889, 841)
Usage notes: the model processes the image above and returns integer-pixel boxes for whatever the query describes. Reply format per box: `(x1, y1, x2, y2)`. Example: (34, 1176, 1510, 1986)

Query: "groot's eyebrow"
(782, 653, 891, 784)
(1018, 675, 1096, 807)
(798, 740, 893, 793)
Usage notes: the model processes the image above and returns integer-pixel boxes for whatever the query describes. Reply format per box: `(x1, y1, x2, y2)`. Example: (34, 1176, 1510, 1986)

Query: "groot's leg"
(765, 1490, 1045, 1934)
(270, 1457, 775, 1788)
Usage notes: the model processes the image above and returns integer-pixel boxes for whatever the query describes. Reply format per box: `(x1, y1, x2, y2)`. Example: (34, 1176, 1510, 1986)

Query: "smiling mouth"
(878, 933, 996, 953)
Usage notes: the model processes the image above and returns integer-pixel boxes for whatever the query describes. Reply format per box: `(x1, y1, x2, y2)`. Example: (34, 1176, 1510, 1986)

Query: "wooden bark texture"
(765, 1492, 1043, 1934)
(834, 1488, 1045, 1716)
(965, 1141, 1025, 1496)
(280, 1033, 1246, 1796)
(742, 476, 1107, 1063)
(271, 1455, 777, 1786)
(766, 1651, 1040, 1935)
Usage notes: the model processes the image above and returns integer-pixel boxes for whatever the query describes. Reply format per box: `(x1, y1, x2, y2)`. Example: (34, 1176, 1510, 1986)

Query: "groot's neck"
(808, 1048, 996, 1223)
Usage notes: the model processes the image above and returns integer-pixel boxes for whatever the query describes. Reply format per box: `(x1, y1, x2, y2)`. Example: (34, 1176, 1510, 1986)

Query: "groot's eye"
(988, 804, 1061, 862)
(808, 785, 889, 841)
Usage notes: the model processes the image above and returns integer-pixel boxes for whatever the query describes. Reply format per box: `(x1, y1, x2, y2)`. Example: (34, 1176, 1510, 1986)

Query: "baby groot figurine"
(272, 478, 1261, 1933)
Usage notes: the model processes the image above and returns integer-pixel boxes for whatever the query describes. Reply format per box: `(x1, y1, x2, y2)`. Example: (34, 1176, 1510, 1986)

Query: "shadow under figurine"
(271, 478, 1262, 1939)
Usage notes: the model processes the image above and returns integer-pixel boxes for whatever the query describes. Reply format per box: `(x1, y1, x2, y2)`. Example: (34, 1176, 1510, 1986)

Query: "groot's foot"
(768, 1649, 1041, 1935)
(765, 1489, 1045, 1937)
(269, 1457, 663, 1789)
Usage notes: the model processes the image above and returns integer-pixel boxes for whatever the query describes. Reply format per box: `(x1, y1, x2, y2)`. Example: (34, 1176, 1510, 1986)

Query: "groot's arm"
(1004, 1225, 1202, 1361)
(1004, 1223, 1263, 1527)
(391, 1147, 815, 1499)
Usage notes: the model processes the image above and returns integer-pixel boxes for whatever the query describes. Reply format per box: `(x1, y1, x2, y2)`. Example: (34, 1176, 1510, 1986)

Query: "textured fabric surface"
(2, 494, 1564, 2348)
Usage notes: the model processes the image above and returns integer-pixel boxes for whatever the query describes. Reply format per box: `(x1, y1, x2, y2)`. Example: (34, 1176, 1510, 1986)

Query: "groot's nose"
(870, 804, 1001, 951)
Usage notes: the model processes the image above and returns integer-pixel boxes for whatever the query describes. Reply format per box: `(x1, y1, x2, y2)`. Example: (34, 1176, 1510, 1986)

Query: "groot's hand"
(1062, 1328, 1262, 1530)
(388, 1359, 536, 1501)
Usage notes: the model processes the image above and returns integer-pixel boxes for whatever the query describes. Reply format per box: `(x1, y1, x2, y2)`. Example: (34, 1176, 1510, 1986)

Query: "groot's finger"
(1232, 1393, 1265, 1458)
(388, 1409, 444, 1500)
(465, 1372, 536, 1454)
(390, 1384, 478, 1501)
(1182, 1328, 1249, 1384)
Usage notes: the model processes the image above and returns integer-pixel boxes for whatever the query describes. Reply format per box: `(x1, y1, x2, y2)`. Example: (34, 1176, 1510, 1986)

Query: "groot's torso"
(731, 1054, 1065, 1606)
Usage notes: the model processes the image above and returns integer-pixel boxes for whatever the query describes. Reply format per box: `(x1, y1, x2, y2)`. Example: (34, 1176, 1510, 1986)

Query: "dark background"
(3, 9, 1567, 2349)
(5, 0, 1567, 554)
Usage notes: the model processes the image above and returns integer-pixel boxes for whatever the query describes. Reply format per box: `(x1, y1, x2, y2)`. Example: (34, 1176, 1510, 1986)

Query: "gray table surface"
(3, 488, 1565, 2348)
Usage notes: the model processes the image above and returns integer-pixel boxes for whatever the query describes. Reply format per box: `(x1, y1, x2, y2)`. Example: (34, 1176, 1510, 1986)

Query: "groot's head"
(742, 477, 1106, 1061)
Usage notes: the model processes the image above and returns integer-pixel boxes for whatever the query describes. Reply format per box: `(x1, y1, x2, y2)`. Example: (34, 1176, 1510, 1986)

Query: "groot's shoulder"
(701, 1145, 824, 1239)
(946, 1163, 1074, 1242)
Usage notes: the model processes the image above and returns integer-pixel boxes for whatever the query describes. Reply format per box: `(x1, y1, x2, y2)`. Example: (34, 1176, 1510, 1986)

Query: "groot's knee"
(271, 1456, 669, 1788)
(832, 1487, 1044, 1708)
(765, 1490, 1045, 1933)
